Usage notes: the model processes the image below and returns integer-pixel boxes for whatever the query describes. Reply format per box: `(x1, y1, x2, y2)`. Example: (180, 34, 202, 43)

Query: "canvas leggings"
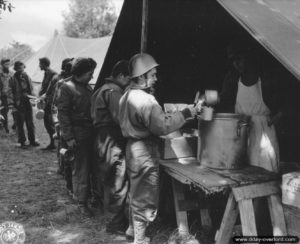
(126, 138, 160, 224)
(93, 127, 129, 222)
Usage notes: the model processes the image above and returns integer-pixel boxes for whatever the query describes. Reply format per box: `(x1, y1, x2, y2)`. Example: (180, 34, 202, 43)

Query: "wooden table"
(159, 158, 287, 244)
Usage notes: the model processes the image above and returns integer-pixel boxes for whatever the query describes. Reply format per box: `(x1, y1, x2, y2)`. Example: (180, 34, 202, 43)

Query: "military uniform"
(91, 79, 129, 227)
(119, 84, 191, 224)
(57, 79, 93, 203)
(52, 76, 73, 191)
(0, 70, 14, 132)
(40, 68, 57, 146)
(8, 72, 36, 145)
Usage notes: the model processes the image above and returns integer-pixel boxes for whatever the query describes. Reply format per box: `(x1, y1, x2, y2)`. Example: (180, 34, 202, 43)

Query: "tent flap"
(217, 0, 300, 80)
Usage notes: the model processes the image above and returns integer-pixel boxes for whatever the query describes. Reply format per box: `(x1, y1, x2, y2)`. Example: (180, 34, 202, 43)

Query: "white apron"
(235, 78, 279, 172)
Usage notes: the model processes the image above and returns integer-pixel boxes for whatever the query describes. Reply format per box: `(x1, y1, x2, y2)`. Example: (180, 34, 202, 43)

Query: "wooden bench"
(159, 158, 287, 244)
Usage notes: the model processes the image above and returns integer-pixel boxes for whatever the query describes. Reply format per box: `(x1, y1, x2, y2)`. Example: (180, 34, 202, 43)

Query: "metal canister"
(198, 113, 250, 169)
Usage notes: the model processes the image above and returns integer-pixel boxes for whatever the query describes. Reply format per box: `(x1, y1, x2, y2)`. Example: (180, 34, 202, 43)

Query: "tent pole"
(141, 0, 149, 53)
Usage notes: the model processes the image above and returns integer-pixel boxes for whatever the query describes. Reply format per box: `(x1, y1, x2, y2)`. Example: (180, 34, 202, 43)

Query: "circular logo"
(0, 222, 25, 244)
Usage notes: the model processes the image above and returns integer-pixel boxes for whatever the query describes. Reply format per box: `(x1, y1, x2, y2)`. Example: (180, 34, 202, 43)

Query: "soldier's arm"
(7, 77, 15, 107)
(140, 96, 191, 136)
(105, 89, 123, 125)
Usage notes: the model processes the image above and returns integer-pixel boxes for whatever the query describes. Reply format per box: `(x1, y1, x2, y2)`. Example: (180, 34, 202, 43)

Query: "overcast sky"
(0, 0, 123, 51)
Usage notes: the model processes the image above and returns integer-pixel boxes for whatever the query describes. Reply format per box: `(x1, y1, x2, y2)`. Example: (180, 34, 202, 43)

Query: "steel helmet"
(129, 53, 159, 78)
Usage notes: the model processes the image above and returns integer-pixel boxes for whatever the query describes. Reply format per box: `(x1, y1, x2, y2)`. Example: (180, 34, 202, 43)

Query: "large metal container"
(197, 113, 250, 169)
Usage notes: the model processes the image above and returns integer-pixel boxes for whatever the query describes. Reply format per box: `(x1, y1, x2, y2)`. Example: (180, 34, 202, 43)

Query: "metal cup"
(202, 106, 214, 121)
(35, 109, 45, 120)
(205, 90, 219, 106)
(59, 148, 75, 161)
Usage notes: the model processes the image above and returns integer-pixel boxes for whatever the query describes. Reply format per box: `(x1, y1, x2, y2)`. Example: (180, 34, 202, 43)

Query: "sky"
(0, 0, 123, 51)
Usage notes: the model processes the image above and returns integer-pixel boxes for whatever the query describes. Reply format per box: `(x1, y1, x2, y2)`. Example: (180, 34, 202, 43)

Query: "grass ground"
(0, 113, 208, 244)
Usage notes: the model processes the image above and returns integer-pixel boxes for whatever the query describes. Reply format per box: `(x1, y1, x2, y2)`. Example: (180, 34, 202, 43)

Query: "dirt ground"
(0, 113, 209, 244)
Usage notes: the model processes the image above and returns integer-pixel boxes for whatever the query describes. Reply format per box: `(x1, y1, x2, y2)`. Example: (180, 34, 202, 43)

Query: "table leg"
(171, 178, 189, 235)
(267, 194, 287, 237)
(200, 208, 212, 230)
(215, 193, 239, 244)
(238, 199, 257, 236)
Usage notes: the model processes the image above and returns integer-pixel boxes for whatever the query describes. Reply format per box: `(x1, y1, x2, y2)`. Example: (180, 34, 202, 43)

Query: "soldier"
(119, 53, 201, 244)
(39, 57, 57, 150)
(57, 57, 97, 217)
(0, 58, 14, 133)
(51, 58, 73, 195)
(8, 61, 39, 148)
(91, 60, 130, 234)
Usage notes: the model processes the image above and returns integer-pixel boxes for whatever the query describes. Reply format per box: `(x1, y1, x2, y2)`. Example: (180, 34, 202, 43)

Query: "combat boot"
(133, 219, 150, 244)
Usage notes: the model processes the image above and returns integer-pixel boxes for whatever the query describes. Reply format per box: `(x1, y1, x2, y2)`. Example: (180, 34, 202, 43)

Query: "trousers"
(126, 138, 160, 223)
(16, 101, 36, 144)
(93, 127, 128, 216)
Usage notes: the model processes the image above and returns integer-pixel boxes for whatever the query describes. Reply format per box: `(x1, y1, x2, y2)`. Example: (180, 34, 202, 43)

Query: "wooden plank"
(232, 181, 280, 201)
(140, 0, 148, 52)
(171, 178, 189, 235)
(283, 204, 300, 237)
(239, 199, 257, 236)
(160, 159, 237, 190)
(215, 193, 239, 244)
(178, 200, 199, 211)
(267, 195, 287, 237)
(200, 208, 212, 230)
(211, 166, 279, 185)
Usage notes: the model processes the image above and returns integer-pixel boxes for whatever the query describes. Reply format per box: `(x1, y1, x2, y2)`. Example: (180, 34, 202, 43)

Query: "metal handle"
(237, 120, 248, 137)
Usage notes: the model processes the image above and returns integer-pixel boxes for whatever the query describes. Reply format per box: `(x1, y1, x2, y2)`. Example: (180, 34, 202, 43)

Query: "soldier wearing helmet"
(119, 53, 201, 243)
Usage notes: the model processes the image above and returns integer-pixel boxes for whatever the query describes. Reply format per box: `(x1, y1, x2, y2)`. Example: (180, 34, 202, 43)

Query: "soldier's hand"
(66, 139, 76, 149)
(187, 104, 198, 118)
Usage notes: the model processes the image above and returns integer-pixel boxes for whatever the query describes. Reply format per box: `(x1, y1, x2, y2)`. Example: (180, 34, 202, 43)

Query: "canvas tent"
(25, 34, 112, 86)
(96, 0, 300, 161)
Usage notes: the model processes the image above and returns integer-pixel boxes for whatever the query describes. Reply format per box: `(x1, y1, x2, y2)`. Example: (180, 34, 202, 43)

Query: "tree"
(0, 41, 34, 64)
(0, 0, 14, 17)
(63, 0, 118, 38)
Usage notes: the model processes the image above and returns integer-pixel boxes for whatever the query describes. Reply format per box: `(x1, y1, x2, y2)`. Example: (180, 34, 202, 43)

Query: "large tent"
(25, 34, 112, 86)
(96, 0, 300, 161)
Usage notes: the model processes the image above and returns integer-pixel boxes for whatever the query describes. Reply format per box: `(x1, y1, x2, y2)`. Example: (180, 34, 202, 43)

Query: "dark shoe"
(42, 144, 56, 150)
(56, 168, 64, 175)
(78, 204, 94, 218)
(126, 225, 134, 242)
(30, 141, 40, 147)
(67, 188, 73, 197)
(20, 143, 28, 149)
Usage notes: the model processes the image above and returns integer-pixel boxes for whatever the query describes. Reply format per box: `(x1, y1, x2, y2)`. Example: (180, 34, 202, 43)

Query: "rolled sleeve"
(141, 97, 186, 136)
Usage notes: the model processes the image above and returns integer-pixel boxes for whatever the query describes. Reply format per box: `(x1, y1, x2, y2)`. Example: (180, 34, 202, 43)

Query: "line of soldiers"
(0, 59, 40, 147)
(53, 54, 200, 244)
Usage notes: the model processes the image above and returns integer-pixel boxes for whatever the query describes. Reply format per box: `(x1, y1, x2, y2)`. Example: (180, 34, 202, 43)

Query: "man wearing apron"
(219, 45, 282, 173)
(219, 44, 283, 234)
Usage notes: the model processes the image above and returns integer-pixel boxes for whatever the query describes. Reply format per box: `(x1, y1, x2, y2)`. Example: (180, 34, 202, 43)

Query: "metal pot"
(198, 113, 250, 169)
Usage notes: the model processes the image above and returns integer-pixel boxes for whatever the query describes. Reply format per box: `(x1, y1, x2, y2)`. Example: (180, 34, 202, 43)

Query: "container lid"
(213, 113, 250, 121)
